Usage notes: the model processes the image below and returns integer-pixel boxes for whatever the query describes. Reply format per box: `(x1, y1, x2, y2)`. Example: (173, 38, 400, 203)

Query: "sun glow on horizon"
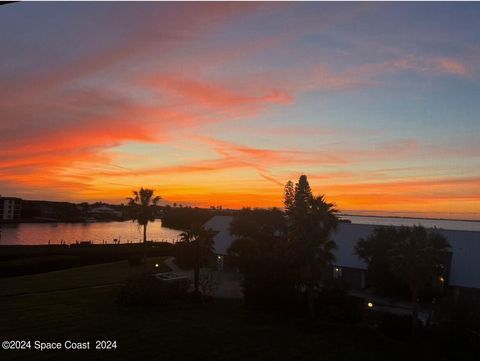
(1, 2, 479, 220)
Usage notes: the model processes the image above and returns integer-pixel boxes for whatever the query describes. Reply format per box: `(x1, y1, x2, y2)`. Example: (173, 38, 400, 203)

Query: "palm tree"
(126, 188, 161, 244)
(285, 175, 339, 319)
(179, 223, 215, 294)
(389, 225, 450, 331)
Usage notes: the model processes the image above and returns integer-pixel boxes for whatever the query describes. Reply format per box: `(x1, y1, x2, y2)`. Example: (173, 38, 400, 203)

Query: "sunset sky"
(1, 2, 479, 219)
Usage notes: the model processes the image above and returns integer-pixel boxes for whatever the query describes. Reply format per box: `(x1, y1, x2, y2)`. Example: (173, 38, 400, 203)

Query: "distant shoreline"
(0, 219, 145, 225)
(340, 213, 480, 223)
(2, 214, 480, 225)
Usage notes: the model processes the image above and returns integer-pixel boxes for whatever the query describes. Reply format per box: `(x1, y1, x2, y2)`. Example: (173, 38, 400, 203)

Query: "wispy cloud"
(0, 2, 479, 217)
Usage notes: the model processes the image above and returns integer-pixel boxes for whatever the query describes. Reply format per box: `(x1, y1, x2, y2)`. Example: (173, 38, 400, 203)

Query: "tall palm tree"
(179, 223, 215, 294)
(127, 188, 161, 243)
(286, 175, 339, 319)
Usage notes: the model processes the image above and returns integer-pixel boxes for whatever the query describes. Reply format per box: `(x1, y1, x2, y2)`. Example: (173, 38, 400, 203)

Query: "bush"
(321, 278, 349, 297)
(117, 273, 190, 307)
(173, 242, 192, 269)
(316, 289, 364, 323)
(199, 271, 220, 298)
(241, 256, 298, 313)
(428, 296, 480, 360)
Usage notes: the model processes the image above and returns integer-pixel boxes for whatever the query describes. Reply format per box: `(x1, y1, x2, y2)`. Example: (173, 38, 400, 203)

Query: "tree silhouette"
(178, 223, 215, 294)
(126, 188, 161, 244)
(228, 208, 294, 311)
(355, 226, 409, 298)
(356, 225, 450, 332)
(390, 226, 450, 331)
(285, 175, 338, 319)
(284, 180, 295, 216)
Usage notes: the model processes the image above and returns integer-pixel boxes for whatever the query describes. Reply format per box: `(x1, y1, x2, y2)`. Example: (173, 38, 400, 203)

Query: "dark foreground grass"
(0, 257, 169, 296)
(0, 259, 418, 361)
(0, 277, 413, 361)
(0, 243, 174, 277)
(0, 289, 412, 361)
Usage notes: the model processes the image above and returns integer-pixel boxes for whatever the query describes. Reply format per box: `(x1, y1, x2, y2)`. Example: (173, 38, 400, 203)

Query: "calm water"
(340, 215, 480, 232)
(1, 216, 479, 245)
(0, 221, 182, 245)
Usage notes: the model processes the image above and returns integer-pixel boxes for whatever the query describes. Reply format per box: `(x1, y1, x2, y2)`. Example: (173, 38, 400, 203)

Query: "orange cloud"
(1, 2, 478, 220)
(146, 76, 293, 109)
(434, 57, 469, 76)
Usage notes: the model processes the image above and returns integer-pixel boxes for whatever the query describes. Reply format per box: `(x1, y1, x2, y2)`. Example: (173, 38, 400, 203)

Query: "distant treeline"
(161, 206, 236, 231)
(16, 200, 238, 225)
(18, 200, 128, 222)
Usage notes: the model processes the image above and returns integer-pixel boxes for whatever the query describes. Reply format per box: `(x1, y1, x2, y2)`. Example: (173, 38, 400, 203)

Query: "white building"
(0, 197, 22, 221)
(204, 215, 480, 295)
(90, 205, 122, 217)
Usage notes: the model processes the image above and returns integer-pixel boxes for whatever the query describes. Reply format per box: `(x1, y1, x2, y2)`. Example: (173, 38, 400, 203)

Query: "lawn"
(0, 243, 174, 277)
(0, 259, 414, 361)
(0, 290, 412, 361)
(0, 257, 169, 296)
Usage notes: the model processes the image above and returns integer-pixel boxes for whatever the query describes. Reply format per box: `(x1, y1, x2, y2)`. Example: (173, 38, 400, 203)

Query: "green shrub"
(316, 281, 364, 324)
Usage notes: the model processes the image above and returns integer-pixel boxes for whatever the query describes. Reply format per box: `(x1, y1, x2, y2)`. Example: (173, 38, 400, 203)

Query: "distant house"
(0, 197, 22, 221)
(204, 215, 480, 299)
(90, 205, 122, 218)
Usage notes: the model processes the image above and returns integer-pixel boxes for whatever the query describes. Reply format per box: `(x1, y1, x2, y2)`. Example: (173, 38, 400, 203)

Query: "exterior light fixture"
(367, 302, 374, 308)
(155, 263, 159, 268)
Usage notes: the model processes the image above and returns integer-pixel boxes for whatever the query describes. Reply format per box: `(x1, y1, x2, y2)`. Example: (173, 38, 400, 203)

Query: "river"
(0, 220, 182, 245)
(1, 215, 479, 245)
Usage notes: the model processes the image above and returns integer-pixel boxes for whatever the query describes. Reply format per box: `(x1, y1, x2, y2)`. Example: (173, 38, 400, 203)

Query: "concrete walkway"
(164, 257, 243, 299)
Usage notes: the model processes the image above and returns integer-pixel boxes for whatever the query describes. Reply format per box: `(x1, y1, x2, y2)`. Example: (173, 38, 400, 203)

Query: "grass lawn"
(0, 243, 174, 277)
(0, 259, 415, 361)
(0, 290, 412, 361)
(0, 257, 170, 296)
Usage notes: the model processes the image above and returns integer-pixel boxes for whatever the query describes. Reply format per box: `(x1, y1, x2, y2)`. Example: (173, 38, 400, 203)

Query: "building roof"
(204, 215, 234, 255)
(204, 215, 480, 290)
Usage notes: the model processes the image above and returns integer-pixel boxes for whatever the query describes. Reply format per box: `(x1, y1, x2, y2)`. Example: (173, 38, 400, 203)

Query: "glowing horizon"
(1, 2, 479, 220)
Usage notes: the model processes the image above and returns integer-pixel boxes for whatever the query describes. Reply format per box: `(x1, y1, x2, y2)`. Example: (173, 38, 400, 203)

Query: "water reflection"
(0, 221, 181, 245)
